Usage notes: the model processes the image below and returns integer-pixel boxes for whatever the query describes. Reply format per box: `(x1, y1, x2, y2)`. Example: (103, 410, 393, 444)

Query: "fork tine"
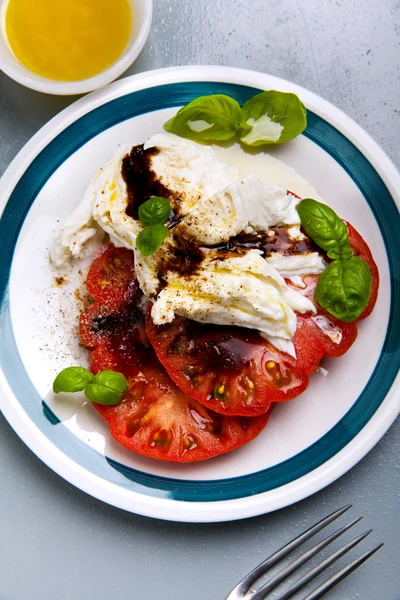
(273, 529, 373, 600)
(226, 505, 352, 600)
(250, 517, 362, 600)
(303, 543, 384, 600)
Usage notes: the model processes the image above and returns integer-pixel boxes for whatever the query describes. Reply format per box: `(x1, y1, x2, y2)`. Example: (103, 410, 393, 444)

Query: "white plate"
(0, 66, 399, 522)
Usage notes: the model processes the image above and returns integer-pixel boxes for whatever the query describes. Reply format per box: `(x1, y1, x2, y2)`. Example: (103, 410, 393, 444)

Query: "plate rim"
(0, 65, 399, 522)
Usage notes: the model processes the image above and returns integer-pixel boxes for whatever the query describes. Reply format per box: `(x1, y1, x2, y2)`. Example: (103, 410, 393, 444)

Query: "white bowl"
(0, 0, 152, 95)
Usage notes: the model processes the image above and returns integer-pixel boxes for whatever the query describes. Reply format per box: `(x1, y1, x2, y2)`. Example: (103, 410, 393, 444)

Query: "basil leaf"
(138, 197, 171, 226)
(240, 90, 307, 146)
(136, 224, 168, 256)
(85, 384, 121, 406)
(163, 94, 242, 141)
(315, 256, 371, 322)
(85, 370, 128, 406)
(94, 370, 128, 395)
(333, 247, 353, 260)
(53, 366, 94, 393)
(297, 198, 351, 258)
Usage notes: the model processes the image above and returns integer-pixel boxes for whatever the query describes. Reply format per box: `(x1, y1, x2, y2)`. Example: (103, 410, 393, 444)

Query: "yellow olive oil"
(4, 0, 132, 81)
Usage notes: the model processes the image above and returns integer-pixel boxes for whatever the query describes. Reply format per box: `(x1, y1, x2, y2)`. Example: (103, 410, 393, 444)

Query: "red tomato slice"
(88, 316, 273, 462)
(93, 361, 273, 463)
(292, 317, 325, 374)
(79, 285, 273, 461)
(286, 216, 379, 363)
(145, 312, 309, 417)
(304, 314, 357, 358)
(345, 221, 379, 319)
(86, 243, 138, 306)
(79, 293, 145, 350)
(89, 325, 149, 378)
(293, 314, 357, 373)
(90, 323, 154, 424)
(287, 275, 358, 362)
(79, 302, 116, 348)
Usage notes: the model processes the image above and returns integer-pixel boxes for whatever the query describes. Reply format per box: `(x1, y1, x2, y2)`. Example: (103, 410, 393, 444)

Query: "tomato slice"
(345, 221, 379, 319)
(80, 243, 141, 348)
(93, 358, 273, 463)
(305, 314, 357, 358)
(89, 322, 150, 378)
(145, 312, 309, 417)
(80, 267, 273, 461)
(287, 275, 358, 363)
(87, 314, 272, 462)
(292, 317, 325, 374)
(79, 302, 116, 348)
(79, 292, 145, 350)
(286, 216, 380, 364)
(86, 243, 138, 306)
(79, 216, 378, 461)
(292, 313, 357, 374)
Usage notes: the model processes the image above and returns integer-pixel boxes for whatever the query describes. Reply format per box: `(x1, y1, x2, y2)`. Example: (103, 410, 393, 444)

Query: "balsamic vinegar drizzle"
(209, 226, 316, 260)
(121, 145, 169, 220)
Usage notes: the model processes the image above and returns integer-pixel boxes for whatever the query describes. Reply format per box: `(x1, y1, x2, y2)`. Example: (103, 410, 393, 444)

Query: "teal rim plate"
(0, 67, 399, 522)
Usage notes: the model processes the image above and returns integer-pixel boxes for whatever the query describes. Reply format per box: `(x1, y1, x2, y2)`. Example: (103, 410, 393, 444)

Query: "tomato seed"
(152, 429, 172, 449)
(213, 382, 227, 401)
(245, 376, 255, 390)
(126, 418, 140, 436)
(183, 435, 197, 450)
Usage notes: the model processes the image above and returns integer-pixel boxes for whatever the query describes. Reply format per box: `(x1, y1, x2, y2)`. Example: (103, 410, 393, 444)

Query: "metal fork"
(226, 506, 383, 600)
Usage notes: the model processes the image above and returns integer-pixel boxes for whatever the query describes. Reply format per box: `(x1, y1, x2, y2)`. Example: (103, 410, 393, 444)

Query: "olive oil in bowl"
(4, 0, 132, 82)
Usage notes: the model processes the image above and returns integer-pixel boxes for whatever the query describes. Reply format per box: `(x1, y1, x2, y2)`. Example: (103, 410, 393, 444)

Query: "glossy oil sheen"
(5, 0, 132, 81)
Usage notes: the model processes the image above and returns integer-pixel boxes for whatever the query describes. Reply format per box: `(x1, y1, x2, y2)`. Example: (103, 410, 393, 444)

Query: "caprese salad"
(51, 90, 379, 462)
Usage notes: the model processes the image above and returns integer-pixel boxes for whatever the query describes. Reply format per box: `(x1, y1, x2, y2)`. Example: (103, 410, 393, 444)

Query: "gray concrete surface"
(0, 0, 399, 598)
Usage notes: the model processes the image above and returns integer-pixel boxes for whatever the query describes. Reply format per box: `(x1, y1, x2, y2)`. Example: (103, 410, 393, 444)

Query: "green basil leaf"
(85, 384, 121, 406)
(297, 198, 350, 256)
(94, 370, 128, 395)
(138, 197, 171, 226)
(136, 224, 168, 256)
(163, 94, 242, 141)
(240, 90, 307, 146)
(85, 371, 128, 406)
(315, 256, 372, 322)
(53, 366, 94, 394)
(327, 247, 353, 260)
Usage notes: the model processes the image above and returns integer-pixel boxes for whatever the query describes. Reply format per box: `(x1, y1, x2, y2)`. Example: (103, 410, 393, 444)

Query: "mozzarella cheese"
(150, 249, 314, 338)
(311, 315, 343, 344)
(266, 253, 325, 277)
(179, 174, 305, 246)
(51, 133, 239, 265)
(50, 144, 135, 266)
(144, 132, 239, 213)
(51, 131, 326, 353)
